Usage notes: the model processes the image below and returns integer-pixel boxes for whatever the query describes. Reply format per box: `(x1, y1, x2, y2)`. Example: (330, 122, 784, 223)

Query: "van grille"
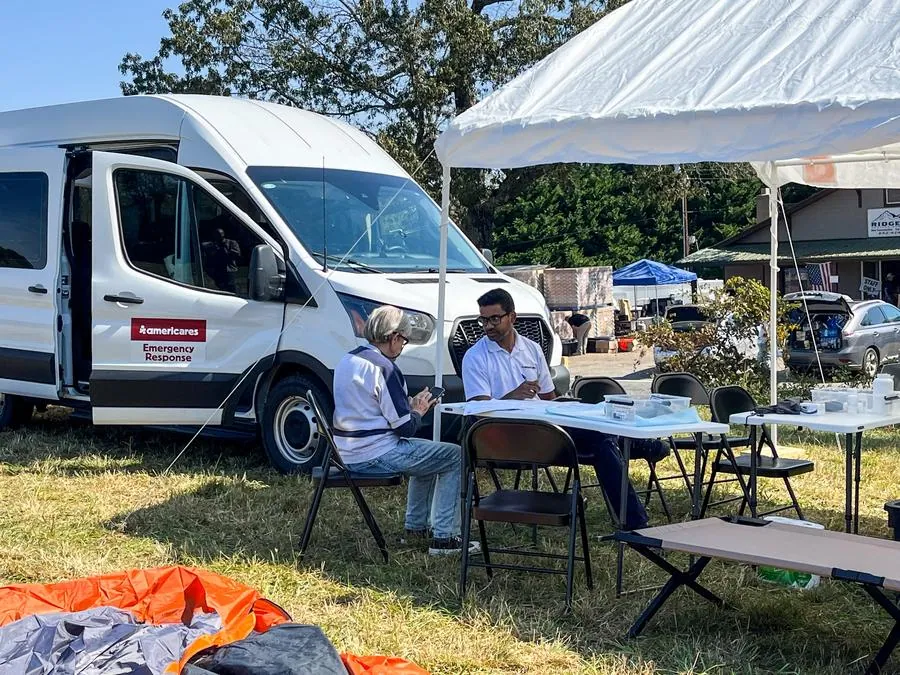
(450, 317, 553, 375)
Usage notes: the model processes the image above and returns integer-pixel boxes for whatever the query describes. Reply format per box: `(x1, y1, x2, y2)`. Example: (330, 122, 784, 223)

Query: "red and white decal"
(131, 318, 207, 342)
(131, 318, 207, 365)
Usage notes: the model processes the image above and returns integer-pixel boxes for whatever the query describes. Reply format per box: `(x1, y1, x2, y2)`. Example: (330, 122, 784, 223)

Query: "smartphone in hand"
(428, 386, 446, 400)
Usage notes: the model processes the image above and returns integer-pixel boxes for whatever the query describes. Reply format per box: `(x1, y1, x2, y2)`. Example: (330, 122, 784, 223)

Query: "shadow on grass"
(0, 407, 268, 477)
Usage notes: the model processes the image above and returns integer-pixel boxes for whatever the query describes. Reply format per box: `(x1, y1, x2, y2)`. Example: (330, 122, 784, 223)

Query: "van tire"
(0, 394, 34, 431)
(260, 374, 330, 474)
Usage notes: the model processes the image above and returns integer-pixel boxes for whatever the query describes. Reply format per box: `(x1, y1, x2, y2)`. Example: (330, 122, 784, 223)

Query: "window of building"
(114, 168, 271, 299)
(886, 189, 900, 206)
(0, 172, 48, 269)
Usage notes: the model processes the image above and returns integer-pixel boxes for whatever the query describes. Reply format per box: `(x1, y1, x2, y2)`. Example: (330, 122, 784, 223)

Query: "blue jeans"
(347, 439, 462, 539)
(566, 428, 666, 530)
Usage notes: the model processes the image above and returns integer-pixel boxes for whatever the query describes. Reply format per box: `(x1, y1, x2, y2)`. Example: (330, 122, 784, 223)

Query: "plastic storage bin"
(605, 396, 672, 422)
(649, 393, 692, 412)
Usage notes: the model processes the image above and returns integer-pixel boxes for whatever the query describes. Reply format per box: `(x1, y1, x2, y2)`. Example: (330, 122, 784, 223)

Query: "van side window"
(0, 172, 48, 269)
(114, 168, 269, 299)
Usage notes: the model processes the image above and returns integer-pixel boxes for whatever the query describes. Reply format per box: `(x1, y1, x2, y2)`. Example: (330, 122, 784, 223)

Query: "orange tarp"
(0, 565, 289, 673)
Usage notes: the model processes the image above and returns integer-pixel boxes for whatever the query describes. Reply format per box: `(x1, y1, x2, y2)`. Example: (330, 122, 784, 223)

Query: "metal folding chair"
(298, 390, 403, 562)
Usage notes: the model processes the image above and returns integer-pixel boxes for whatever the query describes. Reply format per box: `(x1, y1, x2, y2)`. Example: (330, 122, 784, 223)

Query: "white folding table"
(439, 401, 728, 594)
(729, 409, 900, 533)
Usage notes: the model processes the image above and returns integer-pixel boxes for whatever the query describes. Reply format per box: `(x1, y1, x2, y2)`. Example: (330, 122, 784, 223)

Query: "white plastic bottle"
(873, 374, 893, 414)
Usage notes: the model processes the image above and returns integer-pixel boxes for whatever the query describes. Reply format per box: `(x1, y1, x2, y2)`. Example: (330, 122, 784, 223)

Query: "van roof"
(0, 95, 407, 176)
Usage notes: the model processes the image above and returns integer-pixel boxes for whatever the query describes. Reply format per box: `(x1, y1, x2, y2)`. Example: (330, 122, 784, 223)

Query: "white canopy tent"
(431, 0, 900, 436)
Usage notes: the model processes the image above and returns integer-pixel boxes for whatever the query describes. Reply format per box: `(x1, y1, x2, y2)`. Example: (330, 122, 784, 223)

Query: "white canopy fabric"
(435, 0, 900, 170)
(752, 145, 900, 189)
(430, 0, 900, 432)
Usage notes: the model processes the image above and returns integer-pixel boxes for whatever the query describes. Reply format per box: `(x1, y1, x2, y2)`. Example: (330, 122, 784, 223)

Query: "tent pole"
(767, 170, 780, 414)
(433, 165, 451, 442)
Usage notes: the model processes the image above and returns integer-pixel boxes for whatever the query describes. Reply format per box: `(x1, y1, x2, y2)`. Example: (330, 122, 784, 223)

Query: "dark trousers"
(566, 427, 665, 530)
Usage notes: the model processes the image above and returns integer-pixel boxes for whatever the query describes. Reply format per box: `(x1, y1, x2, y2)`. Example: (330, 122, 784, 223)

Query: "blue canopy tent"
(613, 259, 697, 319)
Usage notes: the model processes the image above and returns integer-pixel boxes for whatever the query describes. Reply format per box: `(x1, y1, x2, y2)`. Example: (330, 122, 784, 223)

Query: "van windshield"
(247, 166, 488, 273)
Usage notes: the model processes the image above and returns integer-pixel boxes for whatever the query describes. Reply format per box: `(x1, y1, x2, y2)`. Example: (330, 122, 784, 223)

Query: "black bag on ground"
(187, 623, 347, 675)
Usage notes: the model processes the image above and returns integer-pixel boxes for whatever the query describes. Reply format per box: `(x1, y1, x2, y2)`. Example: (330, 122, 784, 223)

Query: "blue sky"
(0, 1, 173, 112)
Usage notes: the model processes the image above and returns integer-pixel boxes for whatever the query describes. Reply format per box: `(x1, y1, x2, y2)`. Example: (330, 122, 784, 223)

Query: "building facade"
(681, 188, 900, 299)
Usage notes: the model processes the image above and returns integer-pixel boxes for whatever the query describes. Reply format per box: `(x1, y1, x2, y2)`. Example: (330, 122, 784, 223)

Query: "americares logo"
(131, 318, 207, 342)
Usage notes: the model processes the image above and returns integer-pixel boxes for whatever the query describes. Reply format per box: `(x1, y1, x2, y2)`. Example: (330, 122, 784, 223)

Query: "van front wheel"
(260, 374, 330, 474)
(0, 394, 34, 431)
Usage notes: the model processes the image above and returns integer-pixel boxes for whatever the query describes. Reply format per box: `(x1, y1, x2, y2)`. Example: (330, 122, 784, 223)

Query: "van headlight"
(336, 293, 435, 345)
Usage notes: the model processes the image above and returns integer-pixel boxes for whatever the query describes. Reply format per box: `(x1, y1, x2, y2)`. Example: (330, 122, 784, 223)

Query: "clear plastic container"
(648, 393, 692, 412)
(604, 396, 672, 422)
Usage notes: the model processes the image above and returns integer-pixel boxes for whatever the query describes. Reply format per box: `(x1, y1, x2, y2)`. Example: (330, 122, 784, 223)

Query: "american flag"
(806, 262, 833, 291)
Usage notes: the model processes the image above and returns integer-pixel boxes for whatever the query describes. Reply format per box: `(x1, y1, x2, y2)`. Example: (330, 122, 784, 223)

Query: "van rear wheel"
(0, 394, 34, 431)
(260, 374, 331, 474)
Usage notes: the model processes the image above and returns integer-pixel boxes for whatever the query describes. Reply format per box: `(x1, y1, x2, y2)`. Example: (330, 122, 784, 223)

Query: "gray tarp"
(0, 606, 222, 675)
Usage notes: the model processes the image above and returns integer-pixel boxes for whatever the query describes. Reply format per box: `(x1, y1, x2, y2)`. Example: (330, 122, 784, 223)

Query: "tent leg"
(767, 175, 780, 443)
(433, 166, 451, 442)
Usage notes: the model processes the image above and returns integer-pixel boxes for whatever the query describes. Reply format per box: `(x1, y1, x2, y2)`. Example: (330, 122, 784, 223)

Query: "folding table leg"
(691, 432, 703, 521)
(854, 432, 863, 535)
(616, 438, 632, 597)
(845, 432, 854, 533)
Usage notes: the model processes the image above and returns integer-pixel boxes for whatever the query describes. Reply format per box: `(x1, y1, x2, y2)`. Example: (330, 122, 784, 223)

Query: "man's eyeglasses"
(393, 333, 410, 345)
(477, 312, 510, 327)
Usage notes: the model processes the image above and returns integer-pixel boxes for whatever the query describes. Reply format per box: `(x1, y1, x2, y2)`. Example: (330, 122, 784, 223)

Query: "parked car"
(784, 291, 900, 378)
(653, 304, 762, 369)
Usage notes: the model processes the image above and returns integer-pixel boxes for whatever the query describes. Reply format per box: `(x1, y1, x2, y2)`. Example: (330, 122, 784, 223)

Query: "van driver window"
(114, 169, 268, 299)
(0, 172, 48, 269)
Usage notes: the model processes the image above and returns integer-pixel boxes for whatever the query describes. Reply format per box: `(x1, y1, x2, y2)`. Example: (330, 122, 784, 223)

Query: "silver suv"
(784, 291, 900, 378)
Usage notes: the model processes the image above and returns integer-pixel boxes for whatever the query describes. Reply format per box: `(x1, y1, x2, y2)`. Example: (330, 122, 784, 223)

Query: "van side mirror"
(249, 244, 284, 302)
(481, 248, 494, 264)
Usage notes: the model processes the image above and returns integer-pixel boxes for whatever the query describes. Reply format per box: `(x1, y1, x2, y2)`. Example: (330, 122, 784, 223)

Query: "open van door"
(90, 152, 286, 425)
(0, 148, 64, 400)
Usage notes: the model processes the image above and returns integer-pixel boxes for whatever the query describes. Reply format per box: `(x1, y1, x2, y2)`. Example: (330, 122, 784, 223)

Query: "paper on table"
(545, 402, 608, 419)
(546, 402, 702, 426)
(462, 399, 548, 415)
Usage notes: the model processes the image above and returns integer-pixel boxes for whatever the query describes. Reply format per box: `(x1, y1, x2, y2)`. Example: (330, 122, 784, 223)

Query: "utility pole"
(675, 164, 690, 258)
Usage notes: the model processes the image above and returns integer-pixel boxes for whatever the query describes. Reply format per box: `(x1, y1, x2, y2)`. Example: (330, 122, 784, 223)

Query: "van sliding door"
(0, 148, 64, 400)
(90, 151, 285, 425)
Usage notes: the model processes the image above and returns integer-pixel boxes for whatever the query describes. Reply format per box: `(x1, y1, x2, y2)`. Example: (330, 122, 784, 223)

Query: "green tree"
(490, 163, 748, 268)
(119, 0, 614, 227)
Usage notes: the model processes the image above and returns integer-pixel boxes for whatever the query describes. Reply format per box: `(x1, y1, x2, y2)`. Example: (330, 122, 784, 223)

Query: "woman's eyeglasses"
(477, 312, 510, 327)
(393, 333, 410, 345)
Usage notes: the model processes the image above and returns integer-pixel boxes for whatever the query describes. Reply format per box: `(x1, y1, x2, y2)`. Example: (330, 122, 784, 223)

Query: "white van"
(0, 95, 568, 472)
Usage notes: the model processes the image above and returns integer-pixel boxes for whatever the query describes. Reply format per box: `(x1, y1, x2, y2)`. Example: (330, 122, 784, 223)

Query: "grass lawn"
(2, 408, 900, 674)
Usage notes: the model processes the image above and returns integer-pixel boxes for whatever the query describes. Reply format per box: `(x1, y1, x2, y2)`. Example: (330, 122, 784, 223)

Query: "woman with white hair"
(332, 305, 478, 556)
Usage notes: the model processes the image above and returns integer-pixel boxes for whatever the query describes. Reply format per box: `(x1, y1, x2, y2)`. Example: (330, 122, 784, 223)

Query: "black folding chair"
(572, 376, 671, 522)
(651, 372, 753, 505)
(459, 419, 593, 611)
(298, 390, 403, 562)
(701, 385, 815, 519)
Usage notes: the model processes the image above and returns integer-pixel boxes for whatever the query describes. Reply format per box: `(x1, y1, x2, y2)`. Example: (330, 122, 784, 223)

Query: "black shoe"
(428, 536, 482, 556)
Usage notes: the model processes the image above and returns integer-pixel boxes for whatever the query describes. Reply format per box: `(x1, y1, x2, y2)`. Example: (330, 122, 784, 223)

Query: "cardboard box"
(589, 337, 618, 353)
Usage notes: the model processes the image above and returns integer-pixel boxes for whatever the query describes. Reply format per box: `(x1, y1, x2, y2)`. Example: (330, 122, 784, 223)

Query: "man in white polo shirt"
(333, 305, 479, 556)
(462, 288, 660, 530)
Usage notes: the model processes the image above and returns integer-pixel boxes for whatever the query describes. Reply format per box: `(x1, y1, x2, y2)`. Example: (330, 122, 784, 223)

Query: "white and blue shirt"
(462, 332, 554, 400)
(332, 345, 420, 464)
